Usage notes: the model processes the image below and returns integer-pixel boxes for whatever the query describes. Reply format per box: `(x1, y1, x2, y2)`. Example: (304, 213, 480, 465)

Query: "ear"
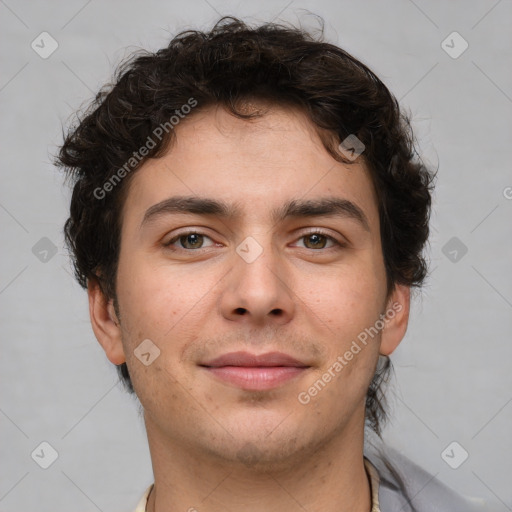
(379, 284, 410, 356)
(87, 278, 126, 365)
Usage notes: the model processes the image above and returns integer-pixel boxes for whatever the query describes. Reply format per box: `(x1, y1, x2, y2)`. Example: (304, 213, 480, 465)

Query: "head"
(56, 16, 434, 459)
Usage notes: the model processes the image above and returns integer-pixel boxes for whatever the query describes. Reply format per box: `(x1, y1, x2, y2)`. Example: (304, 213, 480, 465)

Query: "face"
(90, 103, 409, 469)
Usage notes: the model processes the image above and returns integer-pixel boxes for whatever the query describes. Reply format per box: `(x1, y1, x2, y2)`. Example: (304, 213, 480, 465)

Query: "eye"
(295, 231, 342, 250)
(164, 231, 215, 250)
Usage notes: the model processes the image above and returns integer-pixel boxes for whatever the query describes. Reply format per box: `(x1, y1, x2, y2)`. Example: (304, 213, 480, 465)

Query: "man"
(56, 16, 487, 512)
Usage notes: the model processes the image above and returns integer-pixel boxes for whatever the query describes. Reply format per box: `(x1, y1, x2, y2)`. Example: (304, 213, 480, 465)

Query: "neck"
(144, 415, 371, 512)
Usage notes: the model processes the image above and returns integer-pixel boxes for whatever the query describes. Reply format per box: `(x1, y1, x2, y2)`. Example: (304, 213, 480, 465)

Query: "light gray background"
(1, 1, 511, 511)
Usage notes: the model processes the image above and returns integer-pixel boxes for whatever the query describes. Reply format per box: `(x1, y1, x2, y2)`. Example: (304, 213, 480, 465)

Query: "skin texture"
(88, 103, 410, 512)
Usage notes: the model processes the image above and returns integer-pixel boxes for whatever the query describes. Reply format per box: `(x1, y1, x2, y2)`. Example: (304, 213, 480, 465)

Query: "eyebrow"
(140, 195, 370, 232)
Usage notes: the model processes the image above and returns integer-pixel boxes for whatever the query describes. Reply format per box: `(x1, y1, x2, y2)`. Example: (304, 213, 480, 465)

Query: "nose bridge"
(220, 233, 295, 323)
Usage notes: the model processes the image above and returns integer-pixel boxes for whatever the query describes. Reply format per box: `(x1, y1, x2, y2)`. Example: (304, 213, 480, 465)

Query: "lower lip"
(203, 366, 308, 390)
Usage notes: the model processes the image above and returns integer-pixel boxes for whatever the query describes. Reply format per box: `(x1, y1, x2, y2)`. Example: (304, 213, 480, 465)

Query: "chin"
(202, 435, 304, 473)
(196, 416, 326, 473)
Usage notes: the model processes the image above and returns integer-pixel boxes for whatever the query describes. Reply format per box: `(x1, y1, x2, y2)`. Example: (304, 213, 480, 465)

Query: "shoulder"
(364, 442, 492, 512)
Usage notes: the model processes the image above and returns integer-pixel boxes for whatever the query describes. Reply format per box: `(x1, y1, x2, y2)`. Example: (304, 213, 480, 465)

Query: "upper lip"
(201, 351, 309, 368)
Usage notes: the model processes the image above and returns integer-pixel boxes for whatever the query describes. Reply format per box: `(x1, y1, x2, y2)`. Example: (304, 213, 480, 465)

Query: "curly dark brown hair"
(55, 15, 435, 436)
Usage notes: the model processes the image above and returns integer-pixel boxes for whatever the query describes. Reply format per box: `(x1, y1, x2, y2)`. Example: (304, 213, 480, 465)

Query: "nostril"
(234, 307, 247, 315)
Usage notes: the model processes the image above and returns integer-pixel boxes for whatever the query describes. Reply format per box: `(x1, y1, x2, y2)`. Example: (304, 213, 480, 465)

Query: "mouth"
(199, 351, 311, 391)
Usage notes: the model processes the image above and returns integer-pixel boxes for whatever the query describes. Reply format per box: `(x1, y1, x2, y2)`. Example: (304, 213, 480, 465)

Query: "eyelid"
(163, 229, 217, 248)
(292, 228, 347, 248)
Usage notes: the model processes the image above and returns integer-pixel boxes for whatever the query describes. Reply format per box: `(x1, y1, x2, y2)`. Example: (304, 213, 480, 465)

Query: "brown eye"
(165, 232, 214, 250)
(302, 233, 329, 249)
(293, 231, 344, 251)
(179, 233, 204, 249)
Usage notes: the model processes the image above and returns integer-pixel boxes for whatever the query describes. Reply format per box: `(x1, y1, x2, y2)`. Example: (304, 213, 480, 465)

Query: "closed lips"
(200, 351, 311, 390)
(200, 351, 310, 368)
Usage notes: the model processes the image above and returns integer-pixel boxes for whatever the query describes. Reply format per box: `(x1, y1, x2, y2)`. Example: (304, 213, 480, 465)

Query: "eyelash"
(163, 229, 345, 251)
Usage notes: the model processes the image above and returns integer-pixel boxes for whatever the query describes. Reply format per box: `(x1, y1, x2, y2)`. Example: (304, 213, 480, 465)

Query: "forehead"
(121, 104, 379, 228)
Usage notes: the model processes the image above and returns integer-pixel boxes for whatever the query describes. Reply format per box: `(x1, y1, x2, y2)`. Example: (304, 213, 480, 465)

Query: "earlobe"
(87, 278, 126, 365)
(379, 284, 410, 356)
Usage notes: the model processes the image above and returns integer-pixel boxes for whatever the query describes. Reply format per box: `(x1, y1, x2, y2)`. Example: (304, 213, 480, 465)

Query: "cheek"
(116, 259, 213, 410)
(303, 263, 385, 343)
(117, 256, 217, 337)
(296, 269, 383, 418)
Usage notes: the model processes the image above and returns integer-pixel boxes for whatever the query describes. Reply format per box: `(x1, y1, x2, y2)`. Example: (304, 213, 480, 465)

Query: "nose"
(219, 237, 296, 326)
